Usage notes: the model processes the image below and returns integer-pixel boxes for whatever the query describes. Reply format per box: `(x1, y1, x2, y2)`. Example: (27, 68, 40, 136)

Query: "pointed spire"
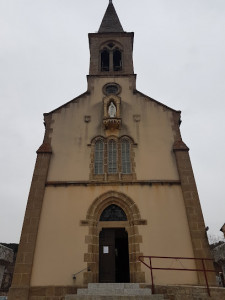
(98, 1, 124, 33)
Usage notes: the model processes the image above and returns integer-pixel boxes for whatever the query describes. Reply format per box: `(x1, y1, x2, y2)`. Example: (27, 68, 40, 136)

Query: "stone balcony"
(103, 118, 121, 130)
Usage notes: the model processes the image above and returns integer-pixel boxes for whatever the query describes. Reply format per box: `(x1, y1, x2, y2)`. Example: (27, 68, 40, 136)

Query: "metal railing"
(72, 267, 90, 280)
(139, 255, 215, 297)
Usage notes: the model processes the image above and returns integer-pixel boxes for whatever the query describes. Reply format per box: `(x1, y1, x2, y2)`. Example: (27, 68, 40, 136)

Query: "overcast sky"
(0, 0, 225, 243)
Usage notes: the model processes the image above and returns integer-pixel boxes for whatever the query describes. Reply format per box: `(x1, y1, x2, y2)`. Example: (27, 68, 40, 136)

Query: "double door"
(99, 228, 130, 283)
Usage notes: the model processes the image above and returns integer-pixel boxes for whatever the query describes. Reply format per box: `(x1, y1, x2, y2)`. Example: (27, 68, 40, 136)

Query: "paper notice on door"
(103, 246, 109, 254)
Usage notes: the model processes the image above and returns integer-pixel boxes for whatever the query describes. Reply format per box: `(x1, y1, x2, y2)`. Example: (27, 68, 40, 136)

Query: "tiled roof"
(98, 2, 124, 33)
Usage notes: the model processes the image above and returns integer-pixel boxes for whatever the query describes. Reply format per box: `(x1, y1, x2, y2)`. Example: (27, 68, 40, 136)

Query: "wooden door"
(99, 228, 116, 282)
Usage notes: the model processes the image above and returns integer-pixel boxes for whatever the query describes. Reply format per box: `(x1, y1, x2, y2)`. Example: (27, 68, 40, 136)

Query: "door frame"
(82, 191, 147, 283)
(99, 225, 130, 283)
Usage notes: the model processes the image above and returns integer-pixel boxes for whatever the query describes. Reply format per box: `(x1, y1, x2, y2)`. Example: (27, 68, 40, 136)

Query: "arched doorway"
(82, 191, 147, 283)
(99, 205, 130, 282)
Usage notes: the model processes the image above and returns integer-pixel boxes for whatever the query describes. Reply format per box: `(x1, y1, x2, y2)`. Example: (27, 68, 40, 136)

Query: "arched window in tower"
(108, 140, 117, 174)
(121, 139, 131, 174)
(100, 204, 127, 221)
(94, 140, 104, 174)
(101, 50, 109, 71)
(113, 50, 122, 71)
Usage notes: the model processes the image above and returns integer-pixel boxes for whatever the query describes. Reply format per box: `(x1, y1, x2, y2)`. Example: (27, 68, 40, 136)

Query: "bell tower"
(88, 1, 134, 76)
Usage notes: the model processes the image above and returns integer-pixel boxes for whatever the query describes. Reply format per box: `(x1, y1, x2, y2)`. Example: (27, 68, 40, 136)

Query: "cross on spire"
(109, 0, 112, 3)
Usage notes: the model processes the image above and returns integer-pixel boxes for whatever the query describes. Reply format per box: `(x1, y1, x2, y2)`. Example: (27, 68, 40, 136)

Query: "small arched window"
(94, 140, 104, 174)
(108, 140, 117, 174)
(113, 50, 122, 71)
(101, 50, 109, 71)
(121, 139, 131, 174)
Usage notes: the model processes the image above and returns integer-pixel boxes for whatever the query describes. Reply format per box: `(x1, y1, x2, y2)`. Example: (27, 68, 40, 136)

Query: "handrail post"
(149, 256, 155, 294)
(202, 259, 210, 297)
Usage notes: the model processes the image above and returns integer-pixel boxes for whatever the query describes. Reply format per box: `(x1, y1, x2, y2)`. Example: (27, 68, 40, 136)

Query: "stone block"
(7, 287, 29, 300)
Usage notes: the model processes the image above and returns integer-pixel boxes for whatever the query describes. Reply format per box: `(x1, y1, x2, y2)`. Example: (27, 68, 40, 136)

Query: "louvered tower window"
(121, 139, 131, 174)
(108, 140, 117, 174)
(101, 50, 109, 71)
(94, 140, 104, 174)
(113, 50, 122, 71)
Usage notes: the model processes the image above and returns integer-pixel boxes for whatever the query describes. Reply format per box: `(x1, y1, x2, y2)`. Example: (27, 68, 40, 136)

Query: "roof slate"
(98, 2, 124, 33)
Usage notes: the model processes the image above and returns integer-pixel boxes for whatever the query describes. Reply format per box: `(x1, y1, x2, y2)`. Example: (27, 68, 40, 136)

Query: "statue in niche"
(108, 102, 116, 118)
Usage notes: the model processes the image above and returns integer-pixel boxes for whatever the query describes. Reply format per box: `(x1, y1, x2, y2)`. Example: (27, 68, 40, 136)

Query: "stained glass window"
(100, 204, 127, 221)
(108, 140, 117, 174)
(121, 139, 131, 174)
(94, 140, 104, 174)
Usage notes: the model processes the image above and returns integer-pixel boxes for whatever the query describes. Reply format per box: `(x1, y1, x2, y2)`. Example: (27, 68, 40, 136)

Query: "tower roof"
(98, 1, 124, 33)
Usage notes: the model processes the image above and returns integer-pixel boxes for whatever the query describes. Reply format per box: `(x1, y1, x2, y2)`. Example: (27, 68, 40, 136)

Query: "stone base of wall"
(29, 286, 82, 300)
(154, 284, 225, 300)
(8, 284, 225, 300)
(8, 286, 83, 300)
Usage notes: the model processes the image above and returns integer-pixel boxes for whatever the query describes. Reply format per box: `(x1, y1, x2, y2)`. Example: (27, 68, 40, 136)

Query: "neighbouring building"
(0, 244, 18, 294)
(8, 2, 216, 300)
(0, 244, 13, 293)
(212, 242, 225, 287)
(212, 224, 225, 287)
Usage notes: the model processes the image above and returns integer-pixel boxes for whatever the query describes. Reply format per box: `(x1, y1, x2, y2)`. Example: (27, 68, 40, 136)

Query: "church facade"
(9, 2, 215, 300)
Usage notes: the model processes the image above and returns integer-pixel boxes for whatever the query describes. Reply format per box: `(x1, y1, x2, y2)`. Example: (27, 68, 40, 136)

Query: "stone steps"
(66, 296, 165, 300)
(65, 283, 166, 300)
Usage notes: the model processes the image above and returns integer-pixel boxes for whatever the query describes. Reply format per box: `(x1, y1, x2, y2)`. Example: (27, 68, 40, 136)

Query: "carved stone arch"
(106, 135, 118, 142)
(99, 40, 123, 51)
(86, 191, 141, 224)
(90, 135, 105, 144)
(83, 191, 146, 284)
(119, 135, 135, 144)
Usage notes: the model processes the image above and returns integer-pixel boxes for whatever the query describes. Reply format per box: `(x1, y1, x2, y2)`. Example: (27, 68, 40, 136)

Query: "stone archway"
(82, 191, 147, 283)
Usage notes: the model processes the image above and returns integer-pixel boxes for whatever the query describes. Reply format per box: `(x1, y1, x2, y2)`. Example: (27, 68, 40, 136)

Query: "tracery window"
(121, 139, 131, 174)
(108, 140, 117, 174)
(91, 136, 135, 180)
(94, 140, 104, 174)
(100, 42, 123, 72)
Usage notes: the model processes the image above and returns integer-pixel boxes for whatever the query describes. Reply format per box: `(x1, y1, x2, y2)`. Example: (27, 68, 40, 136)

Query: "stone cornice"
(45, 180, 181, 187)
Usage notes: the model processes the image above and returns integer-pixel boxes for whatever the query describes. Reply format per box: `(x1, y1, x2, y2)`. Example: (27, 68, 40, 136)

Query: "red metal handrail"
(139, 255, 215, 297)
